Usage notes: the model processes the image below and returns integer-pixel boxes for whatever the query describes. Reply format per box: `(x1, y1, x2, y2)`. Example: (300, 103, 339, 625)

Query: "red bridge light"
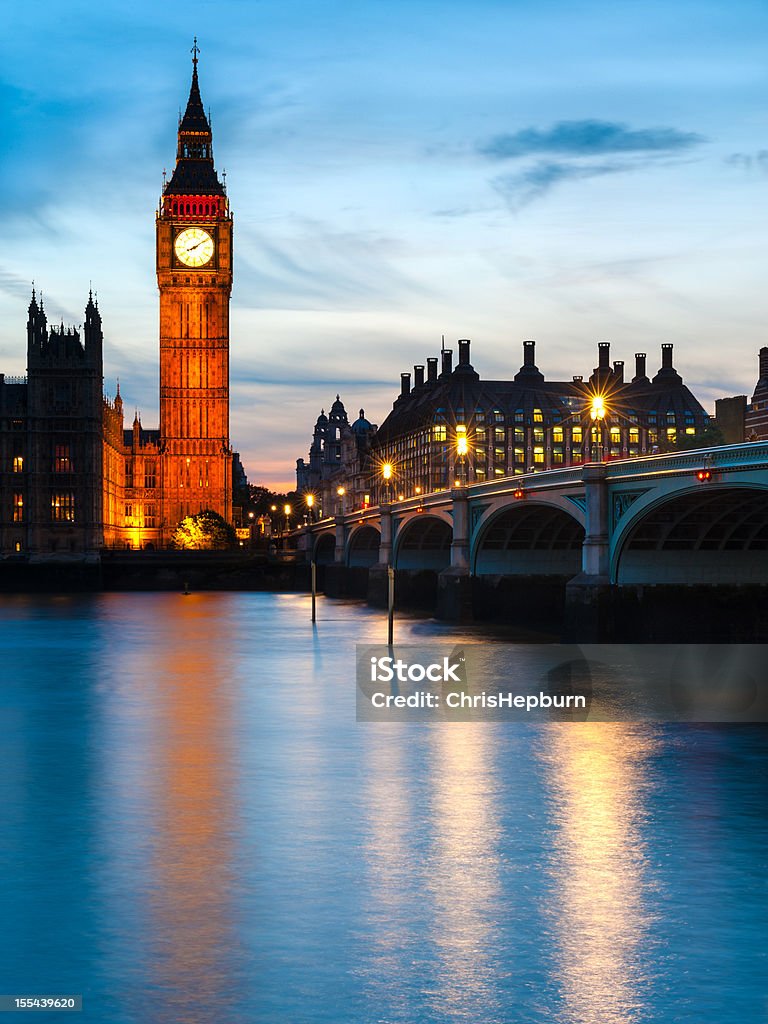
(513, 486, 525, 500)
(696, 469, 712, 482)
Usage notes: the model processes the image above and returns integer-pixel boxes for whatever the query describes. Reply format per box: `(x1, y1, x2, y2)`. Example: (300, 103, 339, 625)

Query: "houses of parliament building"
(0, 46, 235, 555)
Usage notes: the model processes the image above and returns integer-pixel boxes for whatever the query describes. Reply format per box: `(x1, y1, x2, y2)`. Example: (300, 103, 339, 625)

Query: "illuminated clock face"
(174, 227, 214, 268)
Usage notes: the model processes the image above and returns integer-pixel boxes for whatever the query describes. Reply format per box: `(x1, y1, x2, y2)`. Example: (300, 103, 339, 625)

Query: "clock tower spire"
(157, 41, 233, 542)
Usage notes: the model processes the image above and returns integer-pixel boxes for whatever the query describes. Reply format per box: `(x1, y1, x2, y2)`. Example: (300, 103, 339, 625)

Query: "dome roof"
(327, 395, 346, 419)
(329, 394, 348, 422)
(351, 408, 373, 434)
(315, 408, 328, 425)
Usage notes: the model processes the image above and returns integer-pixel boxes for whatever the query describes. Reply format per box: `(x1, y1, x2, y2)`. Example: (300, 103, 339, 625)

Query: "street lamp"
(456, 425, 469, 486)
(284, 503, 292, 533)
(305, 493, 315, 524)
(590, 395, 607, 462)
(336, 486, 346, 515)
(382, 462, 393, 503)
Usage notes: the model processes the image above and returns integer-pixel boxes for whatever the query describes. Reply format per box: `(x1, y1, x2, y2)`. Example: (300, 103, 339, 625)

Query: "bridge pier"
(334, 514, 345, 564)
(437, 489, 472, 620)
(367, 503, 392, 606)
(565, 463, 613, 639)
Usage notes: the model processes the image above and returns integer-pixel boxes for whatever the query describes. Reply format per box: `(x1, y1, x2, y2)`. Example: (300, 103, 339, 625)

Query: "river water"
(0, 592, 766, 1023)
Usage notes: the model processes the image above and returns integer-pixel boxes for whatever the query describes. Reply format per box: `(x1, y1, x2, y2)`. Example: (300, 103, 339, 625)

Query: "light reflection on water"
(0, 593, 766, 1024)
(538, 725, 657, 1024)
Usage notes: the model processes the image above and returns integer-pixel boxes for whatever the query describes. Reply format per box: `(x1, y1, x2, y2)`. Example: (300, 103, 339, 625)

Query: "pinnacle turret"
(164, 39, 224, 197)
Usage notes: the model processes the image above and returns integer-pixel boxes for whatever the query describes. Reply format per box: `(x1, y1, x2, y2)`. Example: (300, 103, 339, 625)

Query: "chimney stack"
(414, 364, 425, 387)
(662, 343, 673, 370)
(440, 350, 453, 377)
(759, 347, 768, 385)
(613, 360, 624, 384)
(598, 341, 610, 369)
(400, 372, 411, 397)
(523, 339, 536, 366)
(427, 357, 438, 383)
(634, 353, 647, 381)
(458, 338, 471, 366)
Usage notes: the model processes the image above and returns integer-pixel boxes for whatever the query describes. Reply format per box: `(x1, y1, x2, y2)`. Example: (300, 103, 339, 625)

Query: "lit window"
(51, 493, 75, 522)
(13, 493, 23, 522)
(610, 427, 621, 444)
(54, 444, 71, 473)
(572, 426, 583, 443)
(494, 410, 504, 423)
(494, 467, 505, 476)
(533, 428, 544, 444)
(667, 428, 677, 440)
(494, 428, 505, 442)
(533, 408, 543, 423)
(12, 456, 23, 473)
(685, 427, 696, 435)
(552, 427, 563, 443)
(476, 427, 486, 442)
(533, 447, 545, 464)
(433, 424, 447, 442)
(629, 428, 639, 444)
(494, 447, 505, 461)
(514, 447, 525, 463)
(553, 451, 564, 464)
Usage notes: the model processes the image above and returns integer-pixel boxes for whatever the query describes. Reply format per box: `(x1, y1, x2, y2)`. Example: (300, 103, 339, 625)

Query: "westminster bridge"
(296, 442, 768, 640)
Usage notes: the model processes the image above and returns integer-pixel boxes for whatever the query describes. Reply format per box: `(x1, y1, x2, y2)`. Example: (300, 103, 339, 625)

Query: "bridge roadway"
(296, 442, 768, 637)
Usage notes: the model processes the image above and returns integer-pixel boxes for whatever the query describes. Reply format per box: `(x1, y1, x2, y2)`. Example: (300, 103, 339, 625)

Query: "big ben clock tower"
(157, 40, 232, 541)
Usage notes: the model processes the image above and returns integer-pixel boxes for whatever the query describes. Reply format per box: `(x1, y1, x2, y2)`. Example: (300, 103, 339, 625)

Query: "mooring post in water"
(183, 580, 190, 595)
(311, 561, 317, 624)
(387, 565, 395, 646)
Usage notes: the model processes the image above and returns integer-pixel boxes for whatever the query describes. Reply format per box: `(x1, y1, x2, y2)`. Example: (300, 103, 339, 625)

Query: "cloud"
(479, 119, 705, 160)
(493, 160, 627, 209)
(725, 151, 768, 174)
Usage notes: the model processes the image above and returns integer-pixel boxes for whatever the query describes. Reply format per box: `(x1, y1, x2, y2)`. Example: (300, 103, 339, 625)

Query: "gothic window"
(144, 463, 157, 489)
(12, 455, 23, 473)
(13, 493, 23, 522)
(144, 505, 156, 528)
(54, 444, 71, 473)
(51, 493, 75, 522)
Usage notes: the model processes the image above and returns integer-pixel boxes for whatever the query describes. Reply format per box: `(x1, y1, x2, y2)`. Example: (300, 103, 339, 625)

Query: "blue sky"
(1, 0, 765, 486)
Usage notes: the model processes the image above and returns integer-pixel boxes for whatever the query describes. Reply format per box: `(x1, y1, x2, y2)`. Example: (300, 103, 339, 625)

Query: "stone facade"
(0, 51, 236, 555)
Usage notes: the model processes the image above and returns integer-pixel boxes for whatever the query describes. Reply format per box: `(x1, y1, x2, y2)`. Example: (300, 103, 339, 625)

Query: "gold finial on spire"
(191, 37, 200, 71)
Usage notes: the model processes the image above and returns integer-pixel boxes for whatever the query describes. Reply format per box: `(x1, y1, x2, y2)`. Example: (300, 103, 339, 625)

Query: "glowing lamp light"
(456, 427, 469, 457)
(415, 486, 422, 495)
(398, 493, 405, 501)
(514, 486, 525, 500)
(270, 504, 277, 512)
(284, 504, 292, 516)
(590, 395, 607, 421)
(382, 463, 393, 481)
(337, 486, 346, 497)
(306, 494, 315, 507)
(697, 469, 712, 482)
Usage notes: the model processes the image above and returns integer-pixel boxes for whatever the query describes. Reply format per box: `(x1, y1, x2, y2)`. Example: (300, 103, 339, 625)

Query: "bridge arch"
(312, 531, 336, 565)
(346, 524, 381, 567)
(613, 484, 768, 584)
(472, 502, 585, 576)
(393, 514, 452, 571)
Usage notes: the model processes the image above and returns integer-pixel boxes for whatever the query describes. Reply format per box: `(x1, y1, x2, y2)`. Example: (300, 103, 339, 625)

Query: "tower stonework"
(157, 43, 232, 542)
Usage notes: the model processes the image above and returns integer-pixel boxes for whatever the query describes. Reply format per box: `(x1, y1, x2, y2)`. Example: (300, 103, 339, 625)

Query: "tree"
(171, 509, 237, 550)
(667, 423, 725, 452)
